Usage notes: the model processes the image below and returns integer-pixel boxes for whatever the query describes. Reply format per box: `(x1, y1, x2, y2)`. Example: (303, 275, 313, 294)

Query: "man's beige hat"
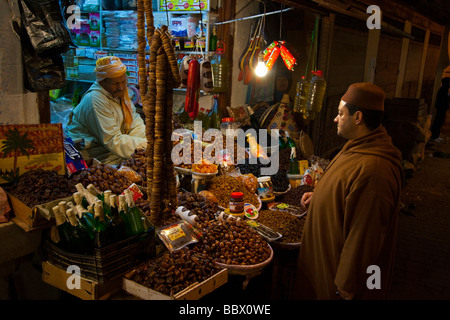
(341, 82, 385, 111)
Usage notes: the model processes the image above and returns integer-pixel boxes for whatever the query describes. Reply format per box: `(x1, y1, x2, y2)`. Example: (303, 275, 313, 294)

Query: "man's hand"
(301, 192, 313, 208)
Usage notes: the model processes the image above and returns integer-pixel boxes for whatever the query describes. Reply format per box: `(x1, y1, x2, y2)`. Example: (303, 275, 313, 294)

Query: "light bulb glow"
(255, 60, 268, 77)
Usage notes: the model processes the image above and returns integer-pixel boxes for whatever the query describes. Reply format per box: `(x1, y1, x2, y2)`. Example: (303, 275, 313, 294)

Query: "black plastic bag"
(12, 19, 66, 92)
(18, 0, 75, 55)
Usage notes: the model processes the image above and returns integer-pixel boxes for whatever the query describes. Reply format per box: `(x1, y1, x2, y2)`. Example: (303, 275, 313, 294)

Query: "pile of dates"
(129, 247, 222, 296)
(69, 163, 132, 195)
(5, 169, 74, 207)
(177, 191, 220, 224)
(193, 217, 271, 265)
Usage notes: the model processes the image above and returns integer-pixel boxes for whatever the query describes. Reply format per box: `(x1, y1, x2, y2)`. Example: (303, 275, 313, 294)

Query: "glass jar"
(257, 176, 274, 200)
(229, 192, 244, 217)
(220, 117, 236, 135)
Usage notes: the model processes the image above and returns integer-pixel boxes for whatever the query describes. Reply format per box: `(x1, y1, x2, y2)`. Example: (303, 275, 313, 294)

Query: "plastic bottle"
(294, 76, 310, 114)
(306, 70, 327, 120)
(210, 41, 230, 93)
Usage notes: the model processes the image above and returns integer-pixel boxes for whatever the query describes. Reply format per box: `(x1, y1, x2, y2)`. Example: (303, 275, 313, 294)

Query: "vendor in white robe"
(67, 56, 146, 164)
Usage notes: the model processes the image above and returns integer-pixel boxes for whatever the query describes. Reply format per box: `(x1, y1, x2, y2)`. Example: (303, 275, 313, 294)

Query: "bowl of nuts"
(215, 243, 274, 276)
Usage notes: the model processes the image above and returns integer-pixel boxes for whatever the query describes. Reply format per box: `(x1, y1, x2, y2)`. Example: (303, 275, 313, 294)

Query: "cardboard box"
(122, 268, 228, 300)
(42, 261, 122, 300)
(6, 191, 70, 232)
(0, 124, 65, 184)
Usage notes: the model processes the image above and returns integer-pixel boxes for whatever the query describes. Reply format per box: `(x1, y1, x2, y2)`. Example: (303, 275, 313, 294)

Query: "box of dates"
(122, 248, 228, 300)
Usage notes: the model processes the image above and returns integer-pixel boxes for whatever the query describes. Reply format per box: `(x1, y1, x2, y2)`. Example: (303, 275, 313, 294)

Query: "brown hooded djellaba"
(295, 126, 403, 300)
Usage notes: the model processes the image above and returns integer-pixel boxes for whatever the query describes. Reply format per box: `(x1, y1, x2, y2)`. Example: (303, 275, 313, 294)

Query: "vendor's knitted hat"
(341, 82, 385, 111)
(442, 65, 450, 79)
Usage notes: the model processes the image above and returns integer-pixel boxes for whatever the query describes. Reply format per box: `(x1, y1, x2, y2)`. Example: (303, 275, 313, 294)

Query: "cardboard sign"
(0, 124, 65, 184)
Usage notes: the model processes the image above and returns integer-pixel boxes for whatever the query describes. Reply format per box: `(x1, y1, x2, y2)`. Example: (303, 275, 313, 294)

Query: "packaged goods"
(157, 220, 198, 253)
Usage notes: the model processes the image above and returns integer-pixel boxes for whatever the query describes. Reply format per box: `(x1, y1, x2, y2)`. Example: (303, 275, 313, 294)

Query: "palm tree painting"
(1, 127, 34, 182)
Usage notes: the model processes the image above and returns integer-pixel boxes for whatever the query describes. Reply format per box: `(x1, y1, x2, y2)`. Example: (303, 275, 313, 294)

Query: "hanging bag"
(18, 0, 75, 55)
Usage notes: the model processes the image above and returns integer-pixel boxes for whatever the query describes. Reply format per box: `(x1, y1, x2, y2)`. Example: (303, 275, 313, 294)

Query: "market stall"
(0, 0, 336, 300)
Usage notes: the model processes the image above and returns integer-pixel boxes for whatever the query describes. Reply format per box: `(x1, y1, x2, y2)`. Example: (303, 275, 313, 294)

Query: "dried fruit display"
(137, 0, 181, 224)
(193, 217, 271, 265)
(129, 248, 222, 296)
(256, 209, 306, 244)
(208, 175, 260, 209)
(5, 169, 73, 207)
(68, 163, 132, 195)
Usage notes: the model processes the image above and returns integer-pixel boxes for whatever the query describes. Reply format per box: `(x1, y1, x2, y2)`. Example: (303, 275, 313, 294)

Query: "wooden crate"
(122, 268, 228, 300)
(42, 261, 122, 300)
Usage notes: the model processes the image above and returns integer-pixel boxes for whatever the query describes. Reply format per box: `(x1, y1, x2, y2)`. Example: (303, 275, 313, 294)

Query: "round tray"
(215, 243, 273, 276)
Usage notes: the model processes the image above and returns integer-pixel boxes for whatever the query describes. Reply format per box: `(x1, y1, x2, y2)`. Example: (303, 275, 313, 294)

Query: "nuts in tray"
(256, 209, 306, 244)
(5, 169, 74, 207)
(69, 163, 132, 195)
(193, 217, 271, 265)
(128, 248, 223, 296)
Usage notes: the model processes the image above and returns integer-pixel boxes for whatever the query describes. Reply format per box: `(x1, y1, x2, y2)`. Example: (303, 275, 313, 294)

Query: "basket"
(44, 228, 156, 283)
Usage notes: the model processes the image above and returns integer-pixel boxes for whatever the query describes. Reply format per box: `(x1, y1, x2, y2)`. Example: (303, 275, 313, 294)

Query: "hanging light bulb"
(255, 53, 268, 77)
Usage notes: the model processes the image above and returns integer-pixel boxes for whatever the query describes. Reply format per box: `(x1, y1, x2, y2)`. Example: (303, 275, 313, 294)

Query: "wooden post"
(37, 91, 51, 124)
(363, 28, 381, 83)
(416, 28, 430, 99)
(395, 20, 412, 97)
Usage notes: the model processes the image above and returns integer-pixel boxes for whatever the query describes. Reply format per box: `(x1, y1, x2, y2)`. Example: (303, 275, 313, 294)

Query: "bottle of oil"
(306, 70, 327, 120)
(294, 76, 310, 115)
(210, 41, 229, 93)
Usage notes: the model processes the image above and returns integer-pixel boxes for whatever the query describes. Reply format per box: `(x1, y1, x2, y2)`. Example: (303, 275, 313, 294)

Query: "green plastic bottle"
(206, 95, 222, 129)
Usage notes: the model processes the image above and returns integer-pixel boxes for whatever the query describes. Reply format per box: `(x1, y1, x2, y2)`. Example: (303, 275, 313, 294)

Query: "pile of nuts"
(257, 209, 306, 243)
(5, 169, 73, 207)
(69, 163, 132, 195)
(193, 217, 271, 265)
(208, 175, 260, 208)
(129, 248, 223, 296)
(177, 192, 220, 224)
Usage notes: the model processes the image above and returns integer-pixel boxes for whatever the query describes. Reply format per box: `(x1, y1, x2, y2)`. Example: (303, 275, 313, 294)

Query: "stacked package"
(103, 11, 138, 50)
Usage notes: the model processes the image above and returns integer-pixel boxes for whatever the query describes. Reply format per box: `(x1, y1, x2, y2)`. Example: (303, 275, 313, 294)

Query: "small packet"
(157, 220, 198, 253)
(64, 137, 88, 176)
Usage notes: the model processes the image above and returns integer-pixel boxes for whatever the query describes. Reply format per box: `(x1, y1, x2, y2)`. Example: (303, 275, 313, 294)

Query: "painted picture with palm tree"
(0, 124, 65, 183)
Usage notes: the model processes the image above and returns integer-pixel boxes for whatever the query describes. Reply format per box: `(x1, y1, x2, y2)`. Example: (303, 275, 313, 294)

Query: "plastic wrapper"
(117, 165, 143, 183)
(238, 173, 258, 194)
(198, 190, 218, 204)
(157, 220, 198, 253)
(64, 137, 88, 176)
(19, 0, 74, 55)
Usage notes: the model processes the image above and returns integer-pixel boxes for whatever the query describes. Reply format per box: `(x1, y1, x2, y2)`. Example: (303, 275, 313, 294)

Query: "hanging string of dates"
(137, 0, 181, 224)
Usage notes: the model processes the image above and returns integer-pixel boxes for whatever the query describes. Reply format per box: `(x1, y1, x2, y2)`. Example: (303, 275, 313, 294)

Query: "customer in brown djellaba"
(295, 82, 403, 300)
